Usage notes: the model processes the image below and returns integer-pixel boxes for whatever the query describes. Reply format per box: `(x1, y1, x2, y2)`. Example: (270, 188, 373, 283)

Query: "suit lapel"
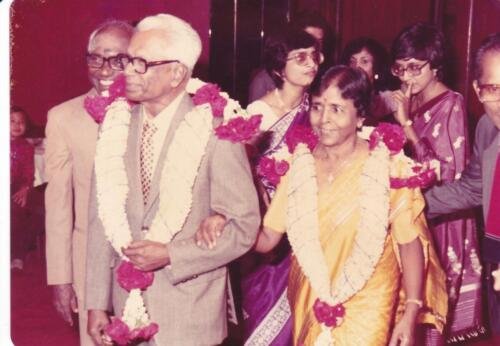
(144, 94, 194, 215)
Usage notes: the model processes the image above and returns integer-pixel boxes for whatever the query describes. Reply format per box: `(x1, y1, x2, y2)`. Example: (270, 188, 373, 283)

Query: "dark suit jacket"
(425, 114, 499, 262)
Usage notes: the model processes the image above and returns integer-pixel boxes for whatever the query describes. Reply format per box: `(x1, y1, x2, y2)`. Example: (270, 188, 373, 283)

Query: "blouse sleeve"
(390, 186, 428, 244)
(262, 175, 288, 233)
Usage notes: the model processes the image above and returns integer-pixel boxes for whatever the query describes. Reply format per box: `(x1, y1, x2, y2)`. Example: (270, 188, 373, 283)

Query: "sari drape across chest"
(264, 152, 448, 345)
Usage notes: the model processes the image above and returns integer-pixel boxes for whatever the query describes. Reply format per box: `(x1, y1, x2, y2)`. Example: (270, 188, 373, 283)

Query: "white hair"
(87, 19, 134, 52)
(136, 14, 202, 70)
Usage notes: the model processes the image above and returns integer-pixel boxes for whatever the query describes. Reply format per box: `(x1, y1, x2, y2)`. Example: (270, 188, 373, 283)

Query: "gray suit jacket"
(86, 94, 260, 345)
(425, 114, 499, 261)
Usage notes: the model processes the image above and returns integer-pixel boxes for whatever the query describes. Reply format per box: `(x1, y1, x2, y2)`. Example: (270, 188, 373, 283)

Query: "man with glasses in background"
(85, 13, 259, 346)
(44, 20, 133, 345)
(425, 32, 500, 339)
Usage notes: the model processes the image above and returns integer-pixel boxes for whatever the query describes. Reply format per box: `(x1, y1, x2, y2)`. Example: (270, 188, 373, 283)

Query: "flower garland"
(92, 76, 262, 345)
(286, 123, 428, 345)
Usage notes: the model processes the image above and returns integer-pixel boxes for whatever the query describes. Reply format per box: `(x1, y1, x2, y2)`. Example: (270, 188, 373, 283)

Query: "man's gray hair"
(87, 19, 135, 52)
(136, 14, 202, 70)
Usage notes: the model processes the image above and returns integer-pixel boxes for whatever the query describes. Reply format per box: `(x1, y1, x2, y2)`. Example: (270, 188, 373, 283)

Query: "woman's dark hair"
(311, 65, 372, 118)
(473, 32, 500, 81)
(290, 10, 334, 63)
(391, 22, 446, 80)
(340, 37, 396, 92)
(264, 27, 319, 88)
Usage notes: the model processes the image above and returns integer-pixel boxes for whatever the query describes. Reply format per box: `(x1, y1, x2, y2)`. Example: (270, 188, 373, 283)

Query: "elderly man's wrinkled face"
(87, 29, 130, 95)
(473, 51, 500, 129)
(124, 30, 182, 109)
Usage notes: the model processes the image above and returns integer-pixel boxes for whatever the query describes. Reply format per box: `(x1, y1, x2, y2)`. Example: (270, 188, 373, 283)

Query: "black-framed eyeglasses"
(118, 54, 179, 74)
(287, 51, 324, 66)
(477, 83, 500, 101)
(86, 53, 124, 71)
(391, 61, 430, 77)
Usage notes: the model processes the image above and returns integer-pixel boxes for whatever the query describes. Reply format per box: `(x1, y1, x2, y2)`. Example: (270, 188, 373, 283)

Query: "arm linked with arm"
(165, 139, 260, 285)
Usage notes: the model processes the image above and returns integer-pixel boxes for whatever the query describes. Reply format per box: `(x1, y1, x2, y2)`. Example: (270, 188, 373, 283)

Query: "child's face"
(10, 111, 27, 138)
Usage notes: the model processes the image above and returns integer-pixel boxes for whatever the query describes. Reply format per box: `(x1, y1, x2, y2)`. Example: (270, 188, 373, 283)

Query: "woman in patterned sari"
(253, 66, 448, 345)
(390, 22, 484, 344)
(242, 28, 322, 345)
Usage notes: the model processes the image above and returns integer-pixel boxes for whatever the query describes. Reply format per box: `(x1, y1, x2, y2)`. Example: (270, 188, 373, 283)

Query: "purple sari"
(411, 90, 485, 344)
(242, 97, 309, 346)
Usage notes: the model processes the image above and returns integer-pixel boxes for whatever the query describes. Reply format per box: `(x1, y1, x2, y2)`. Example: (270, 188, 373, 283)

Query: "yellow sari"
(264, 151, 447, 345)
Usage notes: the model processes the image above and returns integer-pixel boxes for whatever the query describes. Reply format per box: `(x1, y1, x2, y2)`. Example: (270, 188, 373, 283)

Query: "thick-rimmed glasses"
(477, 83, 500, 102)
(391, 61, 430, 77)
(118, 54, 179, 74)
(287, 51, 324, 66)
(86, 53, 124, 71)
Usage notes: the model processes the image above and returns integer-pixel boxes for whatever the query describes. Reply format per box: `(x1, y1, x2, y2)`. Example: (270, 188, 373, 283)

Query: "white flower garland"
(94, 78, 249, 333)
(286, 142, 391, 345)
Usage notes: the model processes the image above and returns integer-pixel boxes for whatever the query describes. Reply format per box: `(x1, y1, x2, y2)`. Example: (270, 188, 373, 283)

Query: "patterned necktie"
(486, 153, 500, 238)
(140, 120, 157, 205)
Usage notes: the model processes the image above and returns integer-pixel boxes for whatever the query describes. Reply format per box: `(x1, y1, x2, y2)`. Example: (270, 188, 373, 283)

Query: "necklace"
(317, 143, 359, 184)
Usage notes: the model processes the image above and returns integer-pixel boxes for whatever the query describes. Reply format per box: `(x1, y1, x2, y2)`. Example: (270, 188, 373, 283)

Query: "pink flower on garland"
(390, 166, 436, 189)
(215, 114, 262, 143)
(192, 83, 227, 117)
(84, 96, 109, 124)
(105, 317, 159, 346)
(84, 74, 128, 124)
(257, 156, 290, 186)
(285, 125, 318, 153)
(116, 260, 154, 291)
(313, 299, 345, 328)
(104, 318, 130, 346)
(369, 123, 406, 155)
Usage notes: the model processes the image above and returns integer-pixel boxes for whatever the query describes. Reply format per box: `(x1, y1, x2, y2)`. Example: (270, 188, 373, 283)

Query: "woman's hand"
(194, 214, 227, 249)
(388, 305, 419, 346)
(13, 185, 30, 207)
(392, 82, 413, 126)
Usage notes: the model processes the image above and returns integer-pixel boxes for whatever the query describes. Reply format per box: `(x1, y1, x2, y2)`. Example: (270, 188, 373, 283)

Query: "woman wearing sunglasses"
(391, 22, 483, 345)
(241, 27, 321, 346)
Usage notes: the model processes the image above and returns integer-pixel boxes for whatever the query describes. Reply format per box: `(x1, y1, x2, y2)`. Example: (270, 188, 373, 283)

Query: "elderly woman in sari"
(251, 65, 448, 345)
(390, 22, 483, 344)
(198, 66, 447, 345)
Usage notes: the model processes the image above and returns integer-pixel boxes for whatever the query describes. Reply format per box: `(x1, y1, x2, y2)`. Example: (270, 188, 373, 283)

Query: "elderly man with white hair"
(85, 13, 260, 346)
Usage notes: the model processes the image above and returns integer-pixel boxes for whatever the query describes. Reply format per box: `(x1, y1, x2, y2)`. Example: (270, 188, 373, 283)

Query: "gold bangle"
(405, 298, 423, 308)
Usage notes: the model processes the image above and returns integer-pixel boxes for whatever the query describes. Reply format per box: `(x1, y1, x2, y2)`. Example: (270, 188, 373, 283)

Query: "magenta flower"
(129, 323, 159, 341)
(369, 123, 406, 155)
(390, 167, 436, 189)
(215, 114, 262, 143)
(257, 156, 289, 186)
(313, 299, 345, 328)
(104, 318, 130, 346)
(285, 125, 318, 153)
(116, 260, 154, 291)
(192, 83, 228, 117)
(84, 74, 128, 124)
(109, 74, 127, 99)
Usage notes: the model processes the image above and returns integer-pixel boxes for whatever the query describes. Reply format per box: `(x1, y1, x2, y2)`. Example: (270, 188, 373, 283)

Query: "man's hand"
(88, 310, 111, 346)
(122, 240, 170, 271)
(52, 284, 78, 326)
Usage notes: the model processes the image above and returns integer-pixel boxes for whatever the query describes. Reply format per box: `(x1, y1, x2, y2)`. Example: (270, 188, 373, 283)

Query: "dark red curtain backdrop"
(10, 0, 210, 128)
